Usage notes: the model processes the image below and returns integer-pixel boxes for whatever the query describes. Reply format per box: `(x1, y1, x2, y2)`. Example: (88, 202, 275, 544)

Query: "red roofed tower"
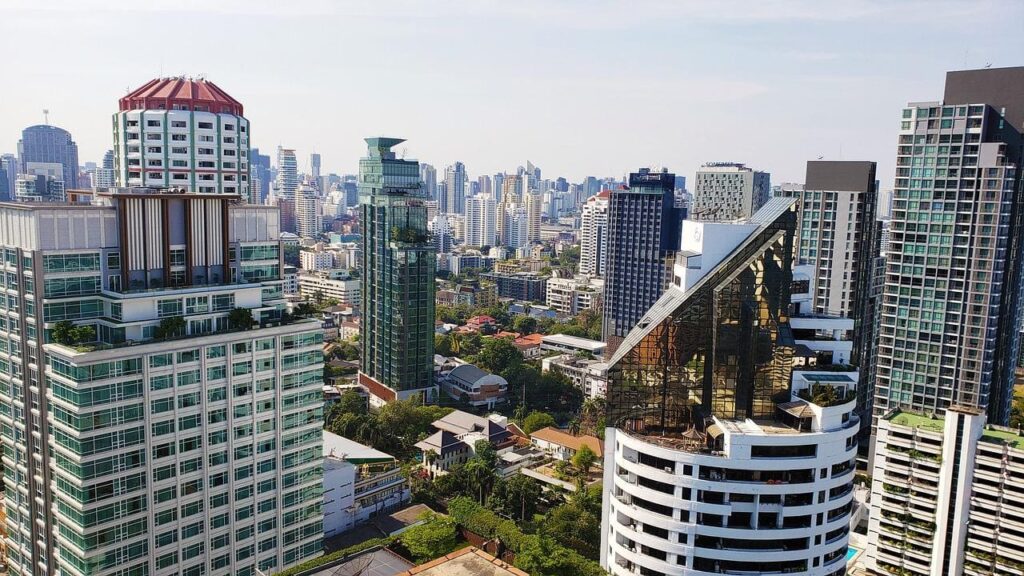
(113, 77, 251, 200)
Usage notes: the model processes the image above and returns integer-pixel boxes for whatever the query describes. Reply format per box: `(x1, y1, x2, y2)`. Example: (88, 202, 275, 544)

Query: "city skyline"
(3, 0, 1022, 187)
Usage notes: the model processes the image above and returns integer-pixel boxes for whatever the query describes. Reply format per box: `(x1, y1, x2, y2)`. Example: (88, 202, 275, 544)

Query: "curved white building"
(113, 77, 250, 198)
(600, 198, 857, 576)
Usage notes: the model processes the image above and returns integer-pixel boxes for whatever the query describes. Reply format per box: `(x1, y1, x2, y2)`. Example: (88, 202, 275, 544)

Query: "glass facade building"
(358, 138, 436, 405)
(602, 168, 684, 356)
(17, 125, 80, 189)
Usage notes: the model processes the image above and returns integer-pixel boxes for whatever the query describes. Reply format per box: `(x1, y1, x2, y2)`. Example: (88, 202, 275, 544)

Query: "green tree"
(68, 325, 96, 345)
(51, 320, 75, 345)
(337, 390, 367, 416)
(541, 500, 601, 561)
(514, 535, 603, 576)
(293, 302, 317, 318)
(512, 315, 538, 335)
(473, 440, 498, 469)
(474, 337, 523, 375)
(399, 514, 459, 563)
(154, 316, 186, 339)
(1011, 393, 1024, 429)
(465, 457, 497, 504)
(523, 411, 556, 434)
(434, 333, 453, 357)
(571, 445, 597, 480)
(488, 475, 542, 521)
(227, 307, 254, 330)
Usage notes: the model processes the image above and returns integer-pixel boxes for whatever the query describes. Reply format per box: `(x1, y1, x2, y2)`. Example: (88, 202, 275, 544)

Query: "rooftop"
(541, 333, 606, 351)
(119, 77, 244, 115)
(981, 427, 1024, 449)
(323, 431, 395, 464)
(398, 547, 527, 576)
(887, 411, 945, 433)
(530, 427, 603, 458)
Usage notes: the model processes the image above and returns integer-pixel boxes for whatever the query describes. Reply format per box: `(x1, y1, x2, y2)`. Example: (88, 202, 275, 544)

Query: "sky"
(2, 0, 1023, 187)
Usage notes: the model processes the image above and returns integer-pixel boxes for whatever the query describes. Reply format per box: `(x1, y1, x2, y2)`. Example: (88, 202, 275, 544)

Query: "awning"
(706, 424, 724, 438)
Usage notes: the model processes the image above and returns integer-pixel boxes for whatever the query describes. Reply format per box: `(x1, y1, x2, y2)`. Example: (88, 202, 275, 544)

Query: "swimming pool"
(846, 547, 861, 562)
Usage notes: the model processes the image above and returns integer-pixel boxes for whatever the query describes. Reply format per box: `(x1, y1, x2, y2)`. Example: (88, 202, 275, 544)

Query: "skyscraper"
(276, 147, 298, 199)
(420, 163, 437, 201)
(478, 174, 493, 198)
(310, 152, 321, 181)
(873, 66, 1024, 427)
(443, 161, 466, 215)
(18, 124, 80, 189)
(358, 138, 436, 406)
(783, 161, 880, 421)
(0, 190, 323, 576)
(579, 191, 610, 276)
(113, 77, 249, 196)
(692, 162, 770, 221)
(250, 148, 272, 204)
(600, 198, 857, 576)
(295, 182, 322, 238)
(465, 195, 497, 248)
(496, 174, 522, 246)
(1, 154, 17, 199)
(602, 168, 683, 355)
(525, 189, 543, 243)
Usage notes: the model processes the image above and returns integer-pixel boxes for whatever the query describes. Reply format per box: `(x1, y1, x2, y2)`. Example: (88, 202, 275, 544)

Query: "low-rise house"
(540, 333, 606, 357)
(443, 363, 508, 409)
(512, 333, 544, 358)
(465, 315, 498, 333)
(414, 410, 515, 476)
(529, 427, 604, 463)
(323, 432, 410, 537)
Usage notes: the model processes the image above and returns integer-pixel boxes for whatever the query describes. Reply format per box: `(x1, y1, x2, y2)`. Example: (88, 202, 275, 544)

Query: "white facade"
(113, 109, 250, 196)
(546, 275, 604, 316)
(865, 406, 1024, 576)
(579, 192, 609, 276)
(297, 271, 360, 308)
(602, 375, 859, 576)
(542, 354, 608, 398)
(295, 183, 322, 239)
(300, 250, 334, 271)
(464, 195, 496, 248)
(276, 147, 297, 199)
(322, 432, 409, 538)
(692, 163, 770, 222)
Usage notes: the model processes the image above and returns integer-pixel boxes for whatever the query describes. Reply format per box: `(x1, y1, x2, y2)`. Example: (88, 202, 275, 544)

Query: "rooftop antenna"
(401, 147, 407, 159)
(43, 109, 49, 125)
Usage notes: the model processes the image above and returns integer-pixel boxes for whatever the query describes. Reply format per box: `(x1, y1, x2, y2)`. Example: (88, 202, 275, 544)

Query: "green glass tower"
(358, 138, 436, 405)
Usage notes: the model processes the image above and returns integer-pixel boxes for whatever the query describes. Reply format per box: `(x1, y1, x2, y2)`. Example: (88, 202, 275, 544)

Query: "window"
(157, 299, 182, 318)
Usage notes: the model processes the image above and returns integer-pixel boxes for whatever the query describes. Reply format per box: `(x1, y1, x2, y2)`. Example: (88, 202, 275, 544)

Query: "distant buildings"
(250, 147, 271, 203)
(113, 77, 248, 196)
(692, 162, 770, 221)
(14, 162, 65, 202)
(545, 275, 603, 316)
(310, 152, 321, 180)
(295, 182, 322, 238)
(276, 146, 298, 199)
(298, 270, 360, 308)
(542, 354, 608, 398)
(323, 432, 410, 538)
(358, 138, 436, 405)
(579, 191, 610, 276)
(464, 195, 496, 247)
(300, 249, 335, 271)
(18, 124, 79, 188)
(481, 271, 548, 301)
(420, 163, 437, 201)
(442, 161, 466, 214)
(602, 167, 683, 355)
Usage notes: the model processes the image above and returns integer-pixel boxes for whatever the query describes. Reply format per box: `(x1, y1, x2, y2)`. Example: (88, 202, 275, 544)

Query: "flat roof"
(887, 411, 944, 433)
(323, 431, 395, 463)
(981, 427, 1024, 449)
(541, 333, 606, 351)
(398, 547, 527, 576)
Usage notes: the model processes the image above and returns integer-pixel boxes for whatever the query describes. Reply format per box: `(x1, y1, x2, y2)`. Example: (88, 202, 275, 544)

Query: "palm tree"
(568, 418, 581, 435)
(448, 332, 462, 355)
(465, 458, 495, 504)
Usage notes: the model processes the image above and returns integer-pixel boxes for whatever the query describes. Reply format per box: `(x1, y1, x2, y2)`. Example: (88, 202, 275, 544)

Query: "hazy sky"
(3, 0, 1022, 187)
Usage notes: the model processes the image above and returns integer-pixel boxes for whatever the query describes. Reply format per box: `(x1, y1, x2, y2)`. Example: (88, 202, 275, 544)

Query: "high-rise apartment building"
(478, 175, 493, 198)
(874, 66, 1024, 428)
(18, 124, 80, 189)
(113, 77, 249, 196)
(525, 189, 542, 243)
(295, 183, 322, 239)
(250, 148, 272, 204)
(865, 406, 1024, 576)
(92, 150, 116, 188)
(358, 138, 436, 406)
(276, 147, 298, 200)
(579, 191, 610, 276)
(465, 195, 496, 248)
(496, 174, 522, 245)
(600, 198, 857, 576)
(1, 154, 17, 200)
(602, 168, 683, 355)
(0, 190, 324, 576)
(779, 161, 881, 419)
(692, 162, 770, 221)
(442, 162, 466, 215)
(14, 162, 66, 202)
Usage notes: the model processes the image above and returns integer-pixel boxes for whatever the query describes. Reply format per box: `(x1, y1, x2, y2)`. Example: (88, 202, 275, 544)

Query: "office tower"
(692, 162, 770, 221)
(310, 152, 321, 181)
(295, 183, 322, 238)
(113, 77, 249, 196)
(600, 198, 857, 576)
(0, 190, 323, 576)
(465, 195, 497, 248)
(2, 154, 17, 199)
(276, 147, 298, 199)
(579, 191, 610, 276)
(358, 138, 436, 406)
(865, 406, 1024, 576)
(493, 173, 505, 204)
(420, 163, 437, 201)
(525, 189, 542, 243)
(18, 125, 79, 189)
(478, 174, 493, 198)
(442, 162, 466, 215)
(250, 148, 272, 204)
(874, 66, 1024, 427)
(14, 162, 66, 202)
(341, 177, 358, 208)
(602, 168, 683, 355)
